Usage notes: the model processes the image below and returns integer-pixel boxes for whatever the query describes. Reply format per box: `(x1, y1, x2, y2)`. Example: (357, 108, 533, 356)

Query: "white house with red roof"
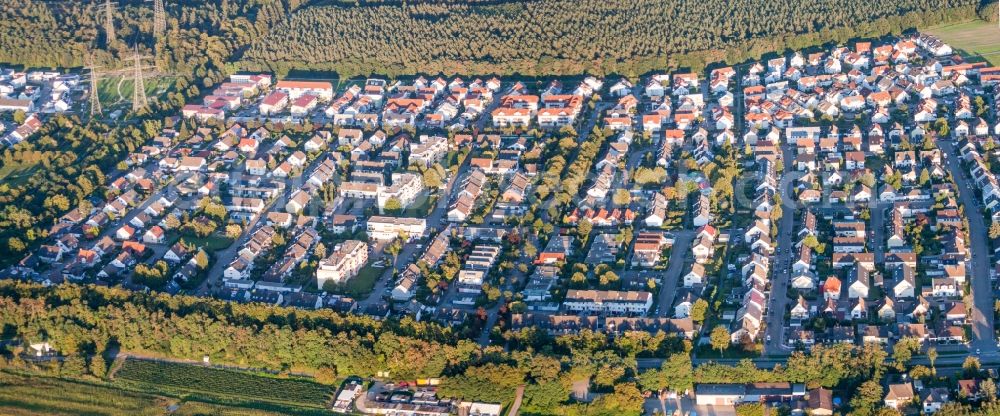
(259, 91, 288, 115)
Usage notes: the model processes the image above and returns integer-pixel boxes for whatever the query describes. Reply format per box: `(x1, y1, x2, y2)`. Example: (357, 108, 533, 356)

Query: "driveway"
(357, 241, 421, 308)
(196, 192, 278, 295)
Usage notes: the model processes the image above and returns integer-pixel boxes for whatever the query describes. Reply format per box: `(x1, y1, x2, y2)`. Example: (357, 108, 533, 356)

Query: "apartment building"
(315, 240, 368, 288)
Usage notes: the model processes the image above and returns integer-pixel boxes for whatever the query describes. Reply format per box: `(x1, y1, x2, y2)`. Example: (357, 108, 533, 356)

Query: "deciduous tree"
(710, 325, 729, 357)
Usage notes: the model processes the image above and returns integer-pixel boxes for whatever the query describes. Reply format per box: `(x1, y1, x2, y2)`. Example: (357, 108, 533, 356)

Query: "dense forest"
(0, 281, 932, 414)
(0, 0, 297, 71)
(240, 0, 981, 77)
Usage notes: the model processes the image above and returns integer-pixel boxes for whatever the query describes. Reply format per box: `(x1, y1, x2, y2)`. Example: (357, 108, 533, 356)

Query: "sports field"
(925, 19, 1000, 65)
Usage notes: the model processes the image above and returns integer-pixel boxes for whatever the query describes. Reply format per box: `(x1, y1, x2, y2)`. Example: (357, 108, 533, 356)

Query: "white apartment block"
(275, 80, 334, 101)
(367, 216, 427, 241)
(376, 173, 424, 211)
(315, 240, 368, 289)
(562, 290, 653, 315)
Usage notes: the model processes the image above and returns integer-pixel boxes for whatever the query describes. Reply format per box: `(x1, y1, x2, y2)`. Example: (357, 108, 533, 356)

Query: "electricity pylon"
(153, 0, 166, 39)
(84, 55, 102, 117)
(130, 47, 155, 112)
(104, 0, 116, 47)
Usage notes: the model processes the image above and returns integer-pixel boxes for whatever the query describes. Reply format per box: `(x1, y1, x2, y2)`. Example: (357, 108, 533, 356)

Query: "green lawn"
(346, 264, 386, 297)
(179, 234, 235, 252)
(401, 193, 437, 217)
(925, 19, 1000, 65)
(325, 263, 386, 297)
(96, 76, 177, 110)
(112, 359, 332, 413)
(0, 370, 299, 416)
(0, 163, 39, 188)
(323, 258, 391, 299)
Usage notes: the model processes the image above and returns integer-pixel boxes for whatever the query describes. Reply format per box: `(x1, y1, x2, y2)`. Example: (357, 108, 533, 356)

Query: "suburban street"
(98, 173, 187, 244)
(941, 140, 996, 351)
(762, 143, 796, 355)
(654, 230, 695, 317)
(870, 201, 887, 263)
(355, 91, 496, 309)
(196, 194, 278, 295)
(356, 154, 469, 309)
(639, 348, 1000, 371)
(357, 241, 422, 308)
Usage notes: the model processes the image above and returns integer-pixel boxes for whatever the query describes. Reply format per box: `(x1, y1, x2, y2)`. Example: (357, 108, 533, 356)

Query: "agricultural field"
(170, 402, 296, 416)
(925, 19, 1000, 65)
(95, 75, 176, 111)
(112, 359, 332, 413)
(0, 370, 293, 416)
(0, 371, 167, 416)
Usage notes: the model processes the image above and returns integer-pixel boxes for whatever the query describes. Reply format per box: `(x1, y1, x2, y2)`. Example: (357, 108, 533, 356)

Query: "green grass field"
(112, 359, 332, 413)
(96, 76, 176, 110)
(925, 19, 1000, 65)
(342, 264, 386, 297)
(401, 193, 438, 217)
(0, 163, 39, 188)
(179, 234, 235, 252)
(0, 371, 299, 416)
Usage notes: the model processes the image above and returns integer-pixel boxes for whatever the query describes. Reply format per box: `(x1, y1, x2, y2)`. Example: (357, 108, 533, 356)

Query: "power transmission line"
(103, 0, 116, 47)
(130, 47, 155, 112)
(153, 0, 166, 39)
(85, 55, 103, 117)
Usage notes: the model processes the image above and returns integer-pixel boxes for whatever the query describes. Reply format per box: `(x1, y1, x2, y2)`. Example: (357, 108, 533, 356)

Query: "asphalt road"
(196, 194, 278, 296)
(941, 140, 996, 351)
(639, 348, 1000, 370)
(97, 173, 186, 245)
(870, 201, 887, 263)
(476, 100, 606, 344)
(655, 230, 695, 318)
(357, 241, 421, 308)
(762, 143, 795, 355)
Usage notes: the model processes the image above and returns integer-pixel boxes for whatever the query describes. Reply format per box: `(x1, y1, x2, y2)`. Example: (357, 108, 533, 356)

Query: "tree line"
(3, 280, 982, 415)
(240, 0, 980, 77)
(0, 280, 655, 414)
(0, 0, 300, 71)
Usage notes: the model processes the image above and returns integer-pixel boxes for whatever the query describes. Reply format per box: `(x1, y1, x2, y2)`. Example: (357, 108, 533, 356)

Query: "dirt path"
(115, 76, 127, 105)
(507, 385, 525, 416)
